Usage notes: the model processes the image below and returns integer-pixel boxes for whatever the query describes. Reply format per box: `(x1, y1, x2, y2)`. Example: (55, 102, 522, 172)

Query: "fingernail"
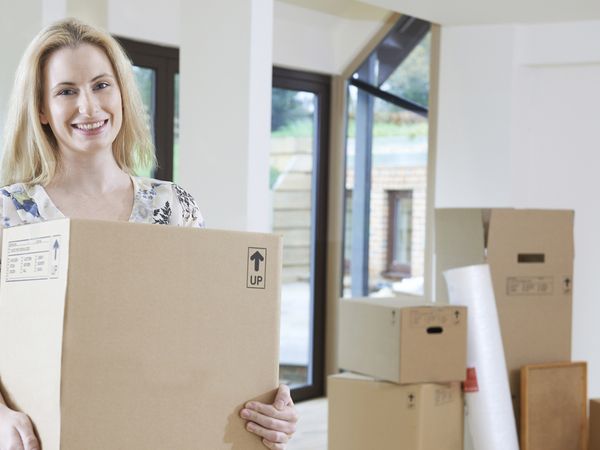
(241, 409, 250, 418)
(247, 402, 256, 409)
(275, 401, 284, 410)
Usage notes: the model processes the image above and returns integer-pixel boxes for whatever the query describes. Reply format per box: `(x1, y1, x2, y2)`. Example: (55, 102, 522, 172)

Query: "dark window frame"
(272, 66, 330, 403)
(115, 36, 179, 181)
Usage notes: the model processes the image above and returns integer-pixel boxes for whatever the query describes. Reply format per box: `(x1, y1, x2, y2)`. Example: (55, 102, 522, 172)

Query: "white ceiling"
(277, 0, 389, 20)
(283, 0, 600, 25)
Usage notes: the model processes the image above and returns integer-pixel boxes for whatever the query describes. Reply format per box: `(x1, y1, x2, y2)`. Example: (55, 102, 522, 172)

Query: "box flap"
(435, 209, 486, 303)
(0, 218, 71, 450)
(487, 209, 574, 263)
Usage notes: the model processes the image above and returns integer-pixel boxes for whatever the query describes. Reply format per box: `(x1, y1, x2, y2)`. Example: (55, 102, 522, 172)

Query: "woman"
(0, 18, 297, 450)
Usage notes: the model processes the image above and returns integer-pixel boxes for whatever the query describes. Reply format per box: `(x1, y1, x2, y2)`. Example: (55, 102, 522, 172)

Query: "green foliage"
(271, 88, 308, 131)
(271, 118, 313, 137)
(382, 32, 431, 108)
(270, 166, 281, 189)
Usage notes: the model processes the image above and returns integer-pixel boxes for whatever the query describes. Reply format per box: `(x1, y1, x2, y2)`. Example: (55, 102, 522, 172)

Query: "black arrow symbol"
(53, 240, 59, 259)
(250, 251, 264, 271)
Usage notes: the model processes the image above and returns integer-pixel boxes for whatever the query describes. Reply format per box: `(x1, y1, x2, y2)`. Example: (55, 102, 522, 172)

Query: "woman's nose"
(78, 90, 98, 116)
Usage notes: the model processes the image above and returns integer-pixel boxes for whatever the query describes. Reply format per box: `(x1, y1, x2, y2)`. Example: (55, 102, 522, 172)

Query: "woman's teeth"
(75, 120, 105, 130)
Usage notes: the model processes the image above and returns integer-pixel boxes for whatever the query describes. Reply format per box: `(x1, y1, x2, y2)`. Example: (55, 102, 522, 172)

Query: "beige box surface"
(328, 373, 463, 450)
(435, 208, 574, 417)
(338, 297, 467, 383)
(0, 219, 281, 450)
(590, 399, 600, 450)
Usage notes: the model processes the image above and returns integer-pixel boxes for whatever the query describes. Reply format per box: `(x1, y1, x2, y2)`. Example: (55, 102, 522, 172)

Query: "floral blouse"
(0, 176, 205, 228)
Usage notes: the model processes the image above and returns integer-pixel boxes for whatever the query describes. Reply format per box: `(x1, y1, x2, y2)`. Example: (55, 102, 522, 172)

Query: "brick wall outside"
(271, 136, 428, 289)
(345, 164, 427, 287)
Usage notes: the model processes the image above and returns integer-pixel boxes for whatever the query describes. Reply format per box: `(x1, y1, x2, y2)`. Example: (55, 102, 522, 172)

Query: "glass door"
(271, 68, 330, 401)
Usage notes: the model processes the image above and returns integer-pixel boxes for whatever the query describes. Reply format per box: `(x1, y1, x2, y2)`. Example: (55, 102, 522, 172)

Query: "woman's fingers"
(262, 438, 287, 450)
(240, 385, 298, 449)
(243, 400, 298, 422)
(241, 407, 297, 435)
(15, 414, 39, 450)
(3, 427, 25, 450)
(273, 384, 293, 410)
(245, 420, 291, 444)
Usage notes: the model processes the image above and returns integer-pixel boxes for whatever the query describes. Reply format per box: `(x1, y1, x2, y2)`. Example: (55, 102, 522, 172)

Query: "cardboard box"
(338, 297, 467, 383)
(435, 208, 574, 416)
(328, 373, 463, 450)
(590, 399, 600, 450)
(0, 219, 281, 450)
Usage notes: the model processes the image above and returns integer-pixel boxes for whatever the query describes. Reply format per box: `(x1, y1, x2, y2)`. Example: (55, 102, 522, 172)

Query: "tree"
(271, 88, 307, 131)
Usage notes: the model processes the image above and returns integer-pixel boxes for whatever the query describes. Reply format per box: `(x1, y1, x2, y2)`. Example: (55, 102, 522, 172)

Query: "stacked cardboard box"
(435, 208, 574, 423)
(0, 219, 282, 450)
(329, 297, 467, 450)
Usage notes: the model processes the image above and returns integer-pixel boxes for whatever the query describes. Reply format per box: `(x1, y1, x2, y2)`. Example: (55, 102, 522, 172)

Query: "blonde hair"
(0, 18, 155, 186)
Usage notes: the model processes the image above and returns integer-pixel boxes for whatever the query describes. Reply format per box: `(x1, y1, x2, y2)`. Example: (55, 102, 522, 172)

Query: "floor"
(288, 397, 328, 450)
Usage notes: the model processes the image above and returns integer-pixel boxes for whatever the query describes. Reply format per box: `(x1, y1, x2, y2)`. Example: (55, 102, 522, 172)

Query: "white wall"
(0, 1, 44, 151)
(108, 0, 179, 46)
(107, 0, 388, 75)
(273, 1, 388, 74)
(436, 21, 600, 397)
(179, 0, 273, 232)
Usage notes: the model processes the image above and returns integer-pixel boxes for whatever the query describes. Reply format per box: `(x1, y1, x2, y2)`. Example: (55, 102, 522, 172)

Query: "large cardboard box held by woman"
(0, 218, 281, 450)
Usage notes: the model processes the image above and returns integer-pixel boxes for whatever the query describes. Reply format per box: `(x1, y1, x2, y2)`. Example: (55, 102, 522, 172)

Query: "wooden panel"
(520, 361, 587, 450)
(590, 399, 600, 450)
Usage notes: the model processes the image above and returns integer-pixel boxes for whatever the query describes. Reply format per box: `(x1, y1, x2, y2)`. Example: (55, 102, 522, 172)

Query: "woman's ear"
(39, 110, 48, 125)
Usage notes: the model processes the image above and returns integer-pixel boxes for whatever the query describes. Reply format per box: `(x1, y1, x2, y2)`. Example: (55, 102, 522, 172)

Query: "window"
(271, 67, 330, 402)
(386, 190, 413, 279)
(115, 37, 179, 181)
(342, 16, 430, 298)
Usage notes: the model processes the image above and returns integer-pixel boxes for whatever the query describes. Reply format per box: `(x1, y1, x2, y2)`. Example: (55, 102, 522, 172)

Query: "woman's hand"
(240, 384, 298, 449)
(0, 403, 39, 450)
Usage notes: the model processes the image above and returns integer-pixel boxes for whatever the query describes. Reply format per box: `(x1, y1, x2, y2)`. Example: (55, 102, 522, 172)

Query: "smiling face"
(40, 43, 123, 158)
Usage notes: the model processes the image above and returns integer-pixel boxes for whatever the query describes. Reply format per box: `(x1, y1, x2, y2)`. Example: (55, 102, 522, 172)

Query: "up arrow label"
(247, 247, 267, 289)
(250, 250, 264, 271)
(53, 239, 60, 260)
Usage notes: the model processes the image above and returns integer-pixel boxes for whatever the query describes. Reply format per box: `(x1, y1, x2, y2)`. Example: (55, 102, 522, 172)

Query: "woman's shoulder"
(0, 183, 45, 228)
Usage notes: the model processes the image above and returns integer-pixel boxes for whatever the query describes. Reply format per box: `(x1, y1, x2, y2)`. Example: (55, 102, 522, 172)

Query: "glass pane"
(132, 66, 156, 177)
(380, 31, 431, 107)
(343, 89, 428, 297)
(271, 88, 316, 388)
(371, 100, 426, 295)
(342, 85, 357, 298)
(173, 73, 180, 183)
(393, 195, 413, 266)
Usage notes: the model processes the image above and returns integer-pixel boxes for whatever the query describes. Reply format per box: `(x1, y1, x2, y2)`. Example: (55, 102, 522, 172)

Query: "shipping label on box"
(0, 219, 282, 450)
(338, 297, 467, 384)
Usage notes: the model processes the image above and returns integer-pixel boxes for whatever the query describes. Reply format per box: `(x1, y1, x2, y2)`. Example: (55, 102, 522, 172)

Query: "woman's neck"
(47, 149, 131, 196)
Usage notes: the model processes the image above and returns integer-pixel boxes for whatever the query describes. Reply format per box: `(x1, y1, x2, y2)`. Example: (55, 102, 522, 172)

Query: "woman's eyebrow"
(51, 73, 114, 90)
(90, 73, 114, 82)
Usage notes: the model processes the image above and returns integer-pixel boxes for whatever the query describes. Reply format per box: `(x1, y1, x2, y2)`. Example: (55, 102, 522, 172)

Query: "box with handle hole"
(338, 297, 467, 384)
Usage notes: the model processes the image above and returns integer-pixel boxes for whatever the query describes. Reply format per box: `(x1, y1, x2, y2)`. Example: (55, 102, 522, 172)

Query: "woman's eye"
(58, 89, 75, 96)
(95, 82, 110, 90)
